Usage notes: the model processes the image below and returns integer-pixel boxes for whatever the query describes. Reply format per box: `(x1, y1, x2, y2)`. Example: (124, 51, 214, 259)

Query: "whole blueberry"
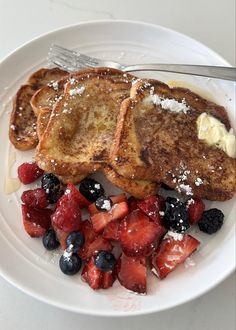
(79, 178, 104, 202)
(59, 254, 82, 275)
(42, 229, 60, 250)
(95, 251, 116, 272)
(66, 231, 85, 253)
(95, 196, 113, 212)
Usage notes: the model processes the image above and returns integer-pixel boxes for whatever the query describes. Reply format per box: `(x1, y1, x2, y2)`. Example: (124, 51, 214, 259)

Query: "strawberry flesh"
(91, 201, 129, 233)
(117, 254, 146, 294)
(21, 204, 52, 237)
(53, 227, 68, 250)
(18, 162, 44, 184)
(52, 183, 81, 233)
(78, 220, 98, 260)
(81, 236, 112, 261)
(137, 195, 163, 225)
(82, 257, 102, 289)
(82, 256, 116, 290)
(152, 234, 200, 279)
(187, 198, 205, 224)
(58, 183, 91, 209)
(119, 209, 167, 257)
(128, 196, 140, 212)
(102, 220, 120, 241)
(21, 188, 49, 209)
(102, 270, 116, 289)
(57, 183, 84, 208)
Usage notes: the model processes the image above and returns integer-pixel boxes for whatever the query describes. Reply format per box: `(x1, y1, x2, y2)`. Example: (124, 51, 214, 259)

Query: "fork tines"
(48, 44, 99, 71)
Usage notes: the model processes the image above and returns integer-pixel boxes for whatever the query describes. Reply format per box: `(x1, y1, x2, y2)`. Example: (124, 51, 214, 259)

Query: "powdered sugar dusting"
(101, 199, 112, 211)
(69, 86, 85, 96)
(166, 231, 184, 241)
(144, 90, 190, 114)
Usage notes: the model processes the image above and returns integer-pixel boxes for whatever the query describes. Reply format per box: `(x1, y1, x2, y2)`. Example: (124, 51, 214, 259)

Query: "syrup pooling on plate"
(4, 152, 21, 194)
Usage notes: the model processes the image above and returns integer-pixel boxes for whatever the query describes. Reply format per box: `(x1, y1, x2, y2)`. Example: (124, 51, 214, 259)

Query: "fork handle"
(123, 64, 236, 81)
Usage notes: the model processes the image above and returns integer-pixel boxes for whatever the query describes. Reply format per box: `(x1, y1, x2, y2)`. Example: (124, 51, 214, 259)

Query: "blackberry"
(95, 196, 113, 212)
(79, 178, 104, 202)
(163, 197, 190, 233)
(198, 208, 224, 234)
(41, 173, 62, 203)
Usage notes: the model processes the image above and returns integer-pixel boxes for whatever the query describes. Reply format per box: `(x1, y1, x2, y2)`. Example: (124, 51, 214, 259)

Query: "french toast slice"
(36, 68, 135, 176)
(35, 68, 158, 198)
(9, 68, 68, 150)
(110, 79, 236, 201)
(9, 85, 38, 150)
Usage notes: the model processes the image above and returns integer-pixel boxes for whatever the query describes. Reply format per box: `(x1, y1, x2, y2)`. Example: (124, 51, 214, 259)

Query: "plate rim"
(0, 19, 235, 316)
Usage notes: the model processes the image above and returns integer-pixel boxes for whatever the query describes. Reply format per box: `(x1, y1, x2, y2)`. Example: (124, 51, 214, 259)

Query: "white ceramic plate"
(0, 20, 235, 316)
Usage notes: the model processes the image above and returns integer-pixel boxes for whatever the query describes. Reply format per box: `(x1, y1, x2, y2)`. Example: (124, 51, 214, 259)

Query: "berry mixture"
(18, 162, 226, 294)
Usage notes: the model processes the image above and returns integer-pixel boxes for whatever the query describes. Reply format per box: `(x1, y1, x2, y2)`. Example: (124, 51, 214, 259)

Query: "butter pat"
(197, 112, 236, 158)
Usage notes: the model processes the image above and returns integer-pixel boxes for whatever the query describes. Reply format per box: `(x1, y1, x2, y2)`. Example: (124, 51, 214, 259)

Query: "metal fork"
(48, 44, 236, 81)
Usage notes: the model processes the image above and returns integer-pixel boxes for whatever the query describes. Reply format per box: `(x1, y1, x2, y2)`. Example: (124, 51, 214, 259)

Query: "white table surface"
(0, 0, 235, 329)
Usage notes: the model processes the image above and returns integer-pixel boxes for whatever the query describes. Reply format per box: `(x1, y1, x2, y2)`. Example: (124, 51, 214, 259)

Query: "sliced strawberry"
(57, 183, 89, 209)
(21, 188, 49, 209)
(102, 270, 116, 289)
(187, 198, 205, 224)
(52, 184, 81, 233)
(88, 193, 127, 215)
(102, 220, 120, 241)
(91, 201, 129, 234)
(82, 256, 117, 290)
(52, 204, 81, 233)
(82, 257, 102, 290)
(18, 162, 44, 184)
(21, 204, 52, 237)
(53, 227, 68, 250)
(152, 234, 200, 279)
(81, 236, 112, 261)
(117, 254, 146, 294)
(119, 209, 167, 257)
(78, 220, 98, 260)
(137, 195, 164, 225)
(110, 193, 128, 204)
(128, 196, 140, 212)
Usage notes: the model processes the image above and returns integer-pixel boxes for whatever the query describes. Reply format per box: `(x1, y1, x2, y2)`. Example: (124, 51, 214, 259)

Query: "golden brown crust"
(111, 79, 236, 201)
(103, 165, 159, 199)
(9, 68, 69, 150)
(27, 67, 68, 89)
(58, 173, 87, 184)
(9, 84, 38, 150)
